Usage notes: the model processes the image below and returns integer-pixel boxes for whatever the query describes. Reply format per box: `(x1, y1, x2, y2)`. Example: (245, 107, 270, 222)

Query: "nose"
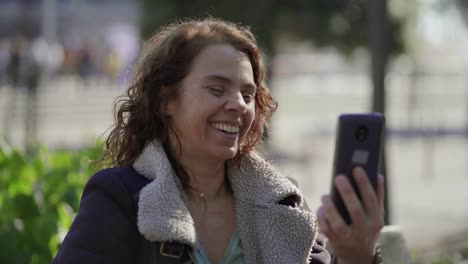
(225, 92, 248, 114)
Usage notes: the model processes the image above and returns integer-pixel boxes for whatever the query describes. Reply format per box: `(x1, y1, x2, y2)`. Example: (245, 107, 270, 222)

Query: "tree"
(453, 0, 468, 133)
(140, 0, 404, 56)
(368, 0, 390, 224)
(140, 0, 277, 54)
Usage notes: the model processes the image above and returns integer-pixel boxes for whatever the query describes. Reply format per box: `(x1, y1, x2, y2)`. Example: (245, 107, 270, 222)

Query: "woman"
(53, 18, 384, 264)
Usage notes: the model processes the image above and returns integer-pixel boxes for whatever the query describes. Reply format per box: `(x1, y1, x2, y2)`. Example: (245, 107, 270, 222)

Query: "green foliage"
(0, 144, 102, 264)
(461, 247, 468, 258)
(139, 0, 279, 53)
(432, 256, 453, 264)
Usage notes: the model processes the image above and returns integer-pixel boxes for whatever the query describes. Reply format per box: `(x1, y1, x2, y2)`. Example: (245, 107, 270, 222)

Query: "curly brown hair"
(98, 18, 277, 173)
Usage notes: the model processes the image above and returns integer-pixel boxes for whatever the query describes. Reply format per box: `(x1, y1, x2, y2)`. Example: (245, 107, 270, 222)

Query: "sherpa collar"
(133, 141, 316, 259)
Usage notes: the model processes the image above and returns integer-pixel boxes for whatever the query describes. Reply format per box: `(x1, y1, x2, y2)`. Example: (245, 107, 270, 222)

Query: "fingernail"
(379, 174, 384, 182)
(317, 207, 325, 218)
(334, 175, 347, 185)
(321, 195, 330, 204)
(354, 166, 364, 174)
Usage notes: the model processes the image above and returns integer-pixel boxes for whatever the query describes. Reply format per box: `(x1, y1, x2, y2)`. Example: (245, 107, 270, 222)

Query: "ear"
(164, 97, 176, 117)
(160, 86, 175, 116)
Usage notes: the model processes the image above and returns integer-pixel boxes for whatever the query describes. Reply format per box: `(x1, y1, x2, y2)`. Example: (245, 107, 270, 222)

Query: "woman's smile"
(210, 122, 240, 134)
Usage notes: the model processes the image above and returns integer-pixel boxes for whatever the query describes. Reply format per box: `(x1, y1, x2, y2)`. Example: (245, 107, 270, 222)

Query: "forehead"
(186, 44, 254, 83)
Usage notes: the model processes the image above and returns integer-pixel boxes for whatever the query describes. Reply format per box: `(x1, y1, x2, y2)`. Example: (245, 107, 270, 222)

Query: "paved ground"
(1, 75, 468, 252)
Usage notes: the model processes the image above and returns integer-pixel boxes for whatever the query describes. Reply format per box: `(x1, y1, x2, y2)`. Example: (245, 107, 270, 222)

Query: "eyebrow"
(203, 74, 257, 91)
(203, 74, 231, 83)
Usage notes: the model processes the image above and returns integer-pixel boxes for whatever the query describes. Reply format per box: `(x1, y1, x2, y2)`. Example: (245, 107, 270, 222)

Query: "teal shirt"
(188, 229, 245, 264)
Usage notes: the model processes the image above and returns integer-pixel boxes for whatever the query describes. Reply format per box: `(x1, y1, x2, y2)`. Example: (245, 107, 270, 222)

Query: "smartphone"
(330, 113, 385, 225)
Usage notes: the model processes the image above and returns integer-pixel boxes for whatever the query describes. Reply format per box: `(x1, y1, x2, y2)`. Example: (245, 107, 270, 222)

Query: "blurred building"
(0, 0, 141, 82)
(0, 0, 140, 39)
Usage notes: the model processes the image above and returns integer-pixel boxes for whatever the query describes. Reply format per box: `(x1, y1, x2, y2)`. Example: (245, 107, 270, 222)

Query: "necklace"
(186, 170, 231, 226)
(187, 185, 208, 224)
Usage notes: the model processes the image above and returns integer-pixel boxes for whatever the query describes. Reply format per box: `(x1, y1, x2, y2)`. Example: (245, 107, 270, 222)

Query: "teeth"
(212, 122, 239, 133)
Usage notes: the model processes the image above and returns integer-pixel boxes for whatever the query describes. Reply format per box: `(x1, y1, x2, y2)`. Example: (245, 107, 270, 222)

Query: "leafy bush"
(0, 143, 101, 264)
(432, 256, 453, 264)
(460, 247, 468, 259)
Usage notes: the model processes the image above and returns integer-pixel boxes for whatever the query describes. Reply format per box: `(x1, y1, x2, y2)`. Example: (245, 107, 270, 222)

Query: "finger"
(317, 206, 337, 241)
(334, 175, 366, 227)
(321, 195, 351, 239)
(353, 167, 380, 217)
(377, 174, 385, 214)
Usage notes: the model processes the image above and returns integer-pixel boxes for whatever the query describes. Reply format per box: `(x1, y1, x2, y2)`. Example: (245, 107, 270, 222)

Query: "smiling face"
(166, 44, 256, 163)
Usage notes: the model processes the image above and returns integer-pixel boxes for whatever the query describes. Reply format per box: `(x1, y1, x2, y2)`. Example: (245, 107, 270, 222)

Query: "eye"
(242, 93, 255, 103)
(208, 86, 224, 96)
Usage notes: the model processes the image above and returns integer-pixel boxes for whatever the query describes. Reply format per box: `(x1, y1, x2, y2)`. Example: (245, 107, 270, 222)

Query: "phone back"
(331, 113, 385, 224)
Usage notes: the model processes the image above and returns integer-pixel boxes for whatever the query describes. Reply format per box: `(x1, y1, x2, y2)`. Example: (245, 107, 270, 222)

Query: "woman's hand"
(317, 167, 385, 264)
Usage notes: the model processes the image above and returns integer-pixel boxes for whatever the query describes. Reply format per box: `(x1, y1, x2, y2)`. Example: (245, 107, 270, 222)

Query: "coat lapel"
(133, 141, 318, 263)
(228, 152, 318, 264)
(133, 141, 196, 247)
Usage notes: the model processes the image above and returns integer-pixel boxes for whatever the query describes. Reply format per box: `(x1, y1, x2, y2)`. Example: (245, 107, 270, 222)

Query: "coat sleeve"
(286, 177, 332, 264)
(309, 233, 332, 264)
(287, 176, 382, 264)
(53, 169, 140, 264)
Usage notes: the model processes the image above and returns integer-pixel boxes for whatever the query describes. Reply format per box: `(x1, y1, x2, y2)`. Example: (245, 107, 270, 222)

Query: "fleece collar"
(133, 141, 308, 247)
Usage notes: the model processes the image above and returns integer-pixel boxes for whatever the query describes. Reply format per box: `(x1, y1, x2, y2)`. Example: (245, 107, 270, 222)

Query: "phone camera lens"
(355, 125, 368, 142)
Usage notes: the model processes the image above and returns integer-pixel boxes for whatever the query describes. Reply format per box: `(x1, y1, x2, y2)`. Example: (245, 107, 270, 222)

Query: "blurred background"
(0, 0, 467, 263)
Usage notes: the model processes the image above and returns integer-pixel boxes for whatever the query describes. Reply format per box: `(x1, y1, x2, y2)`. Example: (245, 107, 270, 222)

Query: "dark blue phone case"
(331, 113, 385, 225)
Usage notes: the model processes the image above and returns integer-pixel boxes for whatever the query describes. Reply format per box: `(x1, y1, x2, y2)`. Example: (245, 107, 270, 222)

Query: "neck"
(179, 154, 228, 201)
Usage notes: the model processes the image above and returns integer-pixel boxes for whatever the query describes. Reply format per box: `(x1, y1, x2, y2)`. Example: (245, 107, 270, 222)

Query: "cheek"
(247, 104, 256, 125)
(242, 106, 256, 138)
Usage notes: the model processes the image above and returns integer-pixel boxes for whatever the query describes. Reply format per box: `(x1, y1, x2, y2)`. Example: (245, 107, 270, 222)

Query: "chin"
(214, 147, 238, 161)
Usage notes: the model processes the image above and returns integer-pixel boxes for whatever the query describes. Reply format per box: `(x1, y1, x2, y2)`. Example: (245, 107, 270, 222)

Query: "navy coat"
(53, 140, 343, 263)
(53, 166, 332, 263)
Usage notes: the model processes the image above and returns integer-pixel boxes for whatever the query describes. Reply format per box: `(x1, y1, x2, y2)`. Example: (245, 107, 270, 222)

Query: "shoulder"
(87, 166, 149, 186)
(81, 167, 151, 213)
(84, 167, 150, 195)
(53, 167, 150, 263)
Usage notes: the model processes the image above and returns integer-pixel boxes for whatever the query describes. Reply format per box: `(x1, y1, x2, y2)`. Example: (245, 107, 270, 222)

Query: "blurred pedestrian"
(78, 45, 94, 84)
(2, 36, 26, 143)
(6, 36, 26, 89)
(0, 39, 10, 87)
(2, 36, 41, 149)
